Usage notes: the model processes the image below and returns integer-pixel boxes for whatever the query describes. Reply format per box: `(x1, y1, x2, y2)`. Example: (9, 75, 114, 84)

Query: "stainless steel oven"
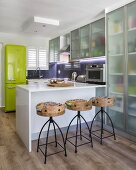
(86, 64, 106, 84)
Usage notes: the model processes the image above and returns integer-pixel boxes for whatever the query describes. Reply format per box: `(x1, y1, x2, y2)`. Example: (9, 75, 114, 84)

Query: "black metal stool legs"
(37, 117, 67, 164)
(103, 110, 116, 140)
(80, 114, 93, 147)
(37, 119, 50, 152)
(90, 107, 116, 144)
(75, 113, 79, 153)
(53, 120, 67, 157)
(79, 115, 82, 140)
(100, 108, 104, 144)
(52, 121, 57, 147)
(44, 119, 51, 164)
(65, 111, 93, 153)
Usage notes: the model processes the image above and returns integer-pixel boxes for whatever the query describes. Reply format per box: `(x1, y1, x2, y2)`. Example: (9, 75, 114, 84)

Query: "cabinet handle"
(8, 87, 16, 89)
(8, 79, 16, 81)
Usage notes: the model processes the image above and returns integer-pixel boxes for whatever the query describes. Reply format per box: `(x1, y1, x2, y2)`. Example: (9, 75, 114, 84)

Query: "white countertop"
(17, 82, 106, 92)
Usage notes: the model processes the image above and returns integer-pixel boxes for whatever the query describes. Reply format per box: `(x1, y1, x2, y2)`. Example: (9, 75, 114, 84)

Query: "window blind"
(27, 48, 37, 69)
(38, 49, 48, 69)
(27, 47, 48, 70)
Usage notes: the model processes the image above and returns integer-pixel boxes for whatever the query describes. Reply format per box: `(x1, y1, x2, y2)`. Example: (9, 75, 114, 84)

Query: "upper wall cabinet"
(71, 29, 80, 60)
(49, 37, 60, 62)
(71, 18, 105, 61)
(80, 24, 90, 58)
(91, 18, 105, 57)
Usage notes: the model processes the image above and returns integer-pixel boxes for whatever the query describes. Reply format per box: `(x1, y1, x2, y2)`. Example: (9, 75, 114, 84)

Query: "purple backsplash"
(57, 59, 106, 79)
(48, 63, 57, 78)
(27, 58, 105, 79)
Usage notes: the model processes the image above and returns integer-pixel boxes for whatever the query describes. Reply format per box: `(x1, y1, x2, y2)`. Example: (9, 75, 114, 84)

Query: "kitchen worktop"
(16, 81, 106, 152)
(17, 82, 106, 92)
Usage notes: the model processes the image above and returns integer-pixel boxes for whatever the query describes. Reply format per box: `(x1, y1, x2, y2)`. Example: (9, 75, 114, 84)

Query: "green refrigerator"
(5, 45, 26, 112)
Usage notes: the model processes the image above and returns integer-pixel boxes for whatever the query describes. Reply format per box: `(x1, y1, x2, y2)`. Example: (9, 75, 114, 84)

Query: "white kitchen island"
(16, 82, 106, 152)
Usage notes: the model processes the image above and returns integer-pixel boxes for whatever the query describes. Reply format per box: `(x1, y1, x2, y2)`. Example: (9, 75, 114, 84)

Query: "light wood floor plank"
(0, 110, 136, 170)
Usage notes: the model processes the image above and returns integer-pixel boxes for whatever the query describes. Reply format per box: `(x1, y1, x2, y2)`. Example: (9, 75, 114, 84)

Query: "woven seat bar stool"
(36, 102, 67, 164)
(90, 97, 116, 144)
(65, 99, 93, 153)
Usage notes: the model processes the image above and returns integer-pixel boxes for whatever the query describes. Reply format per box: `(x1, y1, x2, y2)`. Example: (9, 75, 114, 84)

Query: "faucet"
(71, 72, 77, 82)
(35, 67, 43, 79)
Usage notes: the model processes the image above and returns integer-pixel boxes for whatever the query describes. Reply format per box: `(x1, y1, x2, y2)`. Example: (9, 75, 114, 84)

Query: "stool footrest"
(39, 147, 64, 157)
(66, 134, 92, 147)
(39, 141, 65, 157)
(91, 129, 115, 139)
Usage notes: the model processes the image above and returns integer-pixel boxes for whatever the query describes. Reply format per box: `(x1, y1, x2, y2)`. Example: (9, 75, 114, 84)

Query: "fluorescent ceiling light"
(34, 16, 59, 26)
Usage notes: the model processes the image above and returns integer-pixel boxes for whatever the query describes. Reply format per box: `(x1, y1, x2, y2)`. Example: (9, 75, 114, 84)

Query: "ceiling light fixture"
(34, 16, 59, 26)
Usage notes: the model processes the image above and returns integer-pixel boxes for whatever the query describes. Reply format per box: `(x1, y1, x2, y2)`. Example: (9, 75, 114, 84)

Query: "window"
(27, 47, 48, 70)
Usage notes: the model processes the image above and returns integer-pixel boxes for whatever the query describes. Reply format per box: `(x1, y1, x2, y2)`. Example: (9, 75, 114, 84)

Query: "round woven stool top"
(65, 99, 92, 111)
(92, 97, 115, 107)
(36, 102, 65, 117)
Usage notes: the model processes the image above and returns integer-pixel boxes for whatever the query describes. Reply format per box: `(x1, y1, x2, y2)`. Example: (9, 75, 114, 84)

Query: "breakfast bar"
(16, 82, 106, 152)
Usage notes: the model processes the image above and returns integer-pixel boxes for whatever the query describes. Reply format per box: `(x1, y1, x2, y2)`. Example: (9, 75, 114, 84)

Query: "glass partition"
(127, 1, 136, 135)
(107, 7, 125, 130)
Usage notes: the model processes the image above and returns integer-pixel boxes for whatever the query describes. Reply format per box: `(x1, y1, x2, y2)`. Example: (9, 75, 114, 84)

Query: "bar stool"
(36, 102, 67, 164)
(90, 97, 116, 144)
(65, 99, 93, 153)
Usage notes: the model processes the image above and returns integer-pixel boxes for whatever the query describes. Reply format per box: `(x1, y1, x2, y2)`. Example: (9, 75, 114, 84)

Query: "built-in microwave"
(86, 64, 106, 84)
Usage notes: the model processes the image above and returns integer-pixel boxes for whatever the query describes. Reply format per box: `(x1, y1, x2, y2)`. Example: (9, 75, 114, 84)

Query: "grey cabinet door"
(80, 24, 90, 58)
(49, 40, 54, 62)
(71, 29, 80, 60)
(107, 7, 125, 130)
(49, 37, 60, 62)
(126, 1, 136, 135)
(54, 37, 60, 62)
(91, 18, 105, 57)
(70, 18, 105, 61)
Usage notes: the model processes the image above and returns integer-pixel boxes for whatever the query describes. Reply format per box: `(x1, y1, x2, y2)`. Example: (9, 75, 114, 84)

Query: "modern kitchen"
(0, 0, 136, 169)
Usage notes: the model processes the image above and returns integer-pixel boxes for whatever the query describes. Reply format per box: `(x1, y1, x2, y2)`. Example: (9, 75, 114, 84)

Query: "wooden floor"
(0, 110, 136, 170)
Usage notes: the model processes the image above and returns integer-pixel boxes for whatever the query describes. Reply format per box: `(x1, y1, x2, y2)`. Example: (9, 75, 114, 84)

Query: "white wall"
(0, 32, 49, 107)
(51, 11, 105, 39)
(0, 43, 3, 107)
(0, 32, 49, 47)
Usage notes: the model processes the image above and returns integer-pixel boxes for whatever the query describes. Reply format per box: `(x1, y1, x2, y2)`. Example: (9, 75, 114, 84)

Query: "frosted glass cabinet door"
(91, 18, 105, 57)
(80, 25, 90, 58)
(54, 37, 60, 62)
(71, 29, 80, 60)
(127, 1, 136, 135)
(49, 40, 54, 62)
(107, 7, 125, 130)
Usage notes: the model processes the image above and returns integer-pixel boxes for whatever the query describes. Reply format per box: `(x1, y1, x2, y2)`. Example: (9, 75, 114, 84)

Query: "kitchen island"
(16, 82, 106, 152)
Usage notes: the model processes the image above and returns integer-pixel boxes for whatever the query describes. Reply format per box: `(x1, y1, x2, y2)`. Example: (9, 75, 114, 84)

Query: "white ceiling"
(0, 0, 118, 38)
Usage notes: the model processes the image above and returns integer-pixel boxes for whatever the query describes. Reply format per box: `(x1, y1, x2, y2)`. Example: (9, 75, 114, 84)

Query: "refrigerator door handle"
(8, 79, 16, 81)
(8, 86, 16, 89)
